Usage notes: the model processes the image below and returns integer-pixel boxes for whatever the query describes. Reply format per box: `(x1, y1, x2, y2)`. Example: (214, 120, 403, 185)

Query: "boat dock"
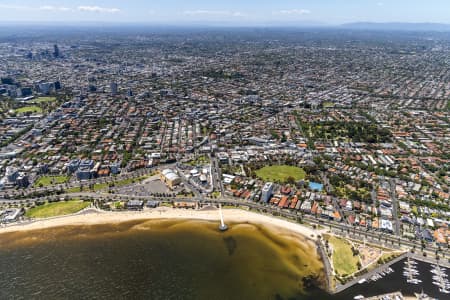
(409, 253, 450, 269)
(403, 257, 421, 285)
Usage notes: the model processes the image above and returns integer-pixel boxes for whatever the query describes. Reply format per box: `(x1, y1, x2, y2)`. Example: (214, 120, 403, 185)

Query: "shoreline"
(0, 208, 324, 240)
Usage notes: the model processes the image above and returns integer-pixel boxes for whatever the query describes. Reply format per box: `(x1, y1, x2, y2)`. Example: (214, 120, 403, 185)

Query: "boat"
(403, 271, 419, 276)
(354, 295, 365, 300)
(407, 278, 422, 284)
(439, 288, 450, 294)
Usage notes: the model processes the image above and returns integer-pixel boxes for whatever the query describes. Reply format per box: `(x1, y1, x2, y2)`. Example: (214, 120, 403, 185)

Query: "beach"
(0, 207, 329, 300)
(0, 207, 323, 241)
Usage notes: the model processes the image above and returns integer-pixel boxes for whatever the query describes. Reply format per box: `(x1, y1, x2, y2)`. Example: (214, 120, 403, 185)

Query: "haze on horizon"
(0, 0, 450, 26)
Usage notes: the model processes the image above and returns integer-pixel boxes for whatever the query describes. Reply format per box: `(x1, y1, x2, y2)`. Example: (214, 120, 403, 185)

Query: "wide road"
(2, 192, 448, 260)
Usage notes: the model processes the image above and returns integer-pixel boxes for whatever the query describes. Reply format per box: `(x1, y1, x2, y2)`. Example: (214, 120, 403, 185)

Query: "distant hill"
(341, 22, 450, 32)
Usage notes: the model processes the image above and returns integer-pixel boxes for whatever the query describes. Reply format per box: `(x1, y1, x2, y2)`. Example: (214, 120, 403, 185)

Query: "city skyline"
(1, 0, 450, 25)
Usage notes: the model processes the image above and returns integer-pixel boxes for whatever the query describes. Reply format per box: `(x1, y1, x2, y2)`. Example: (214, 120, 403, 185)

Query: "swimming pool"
(309, 182, 324, 191)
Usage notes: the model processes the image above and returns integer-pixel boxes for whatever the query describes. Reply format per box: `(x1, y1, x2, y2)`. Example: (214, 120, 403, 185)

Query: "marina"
(334, 253, 408, 294)
(338, 258, 450, 299)
(430, 264, 450, 294)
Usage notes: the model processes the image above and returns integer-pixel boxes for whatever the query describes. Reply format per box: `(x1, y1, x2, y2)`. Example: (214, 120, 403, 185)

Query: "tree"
(286, 176, 296, 185)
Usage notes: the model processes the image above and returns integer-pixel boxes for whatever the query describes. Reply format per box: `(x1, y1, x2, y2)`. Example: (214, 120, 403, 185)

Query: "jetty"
(409, 252, 450, 269)
(218, 204, 228, 231)
(316, 240, 334, 293)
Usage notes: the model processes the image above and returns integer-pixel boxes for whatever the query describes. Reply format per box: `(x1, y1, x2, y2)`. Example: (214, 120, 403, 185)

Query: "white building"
(261, 182, 274, 203)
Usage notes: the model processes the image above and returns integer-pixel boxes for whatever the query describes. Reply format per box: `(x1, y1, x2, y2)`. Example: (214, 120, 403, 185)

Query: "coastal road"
(2, 192, 448, 261)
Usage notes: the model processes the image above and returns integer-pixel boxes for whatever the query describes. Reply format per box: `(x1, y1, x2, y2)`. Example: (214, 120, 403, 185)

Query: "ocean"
(0, 219, 328, 300)
(1, 219, 447, 299)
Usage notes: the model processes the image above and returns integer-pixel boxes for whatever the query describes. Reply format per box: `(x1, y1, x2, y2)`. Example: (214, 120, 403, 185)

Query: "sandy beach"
(0, 207, 323, 240)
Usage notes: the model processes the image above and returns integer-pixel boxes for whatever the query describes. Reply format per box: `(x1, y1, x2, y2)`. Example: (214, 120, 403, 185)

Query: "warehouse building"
(160, 169, 181, 189)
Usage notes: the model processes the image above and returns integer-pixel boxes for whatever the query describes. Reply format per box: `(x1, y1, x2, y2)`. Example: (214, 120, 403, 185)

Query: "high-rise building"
(110, 82, 118, 96)
(261, 182, 274, 203)
(53, 44, 60, 58)
(38, 82, 54, 95)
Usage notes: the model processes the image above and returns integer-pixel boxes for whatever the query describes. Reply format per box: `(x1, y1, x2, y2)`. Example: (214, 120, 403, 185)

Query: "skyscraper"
(53, 44, 60, 58)
(261, 182, 274, 203)
(110, 82, 118, 96)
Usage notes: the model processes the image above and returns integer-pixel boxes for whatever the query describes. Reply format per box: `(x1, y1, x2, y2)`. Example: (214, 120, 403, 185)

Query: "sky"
(1, 0, 450, 25)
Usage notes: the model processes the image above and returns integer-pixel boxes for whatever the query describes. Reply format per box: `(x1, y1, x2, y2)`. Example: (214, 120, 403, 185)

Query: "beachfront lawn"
(325, 235, 359, 276)
(33, 175, 70, 187)
(35, 96, 57, 103)
(15, 105, 43, 114)
(255, 165, 306, 183)
(26, 200, 90, 218)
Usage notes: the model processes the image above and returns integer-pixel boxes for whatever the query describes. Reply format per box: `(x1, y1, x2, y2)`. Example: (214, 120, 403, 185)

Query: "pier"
(316, 240, 334, 293)
(409, 252, 450, 269)
(218, 204, 228, 231)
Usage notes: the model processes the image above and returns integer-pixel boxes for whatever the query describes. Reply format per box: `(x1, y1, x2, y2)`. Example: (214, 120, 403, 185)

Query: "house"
(380, 219, 393, 233)
(433, 227, 448, 246)
(1, 208, 24, 223)
(127, 200, 144, 210)
(420, 229, 434, 243)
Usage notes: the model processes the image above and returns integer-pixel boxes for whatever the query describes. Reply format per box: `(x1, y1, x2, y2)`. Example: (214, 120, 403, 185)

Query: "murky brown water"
(0, 219, 327, 300)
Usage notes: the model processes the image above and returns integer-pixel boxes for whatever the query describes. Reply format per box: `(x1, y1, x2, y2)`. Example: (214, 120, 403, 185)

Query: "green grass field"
(322, 101, 335, 108)
(186, 155, 210, 166)
(255, 165, 306, 183)
(25, 200, 90, 218)
(325, 235, 359, 276)
(15, 105, 43, 114)
(33, 175, 70, 187)
(35, 97, 57, 103)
